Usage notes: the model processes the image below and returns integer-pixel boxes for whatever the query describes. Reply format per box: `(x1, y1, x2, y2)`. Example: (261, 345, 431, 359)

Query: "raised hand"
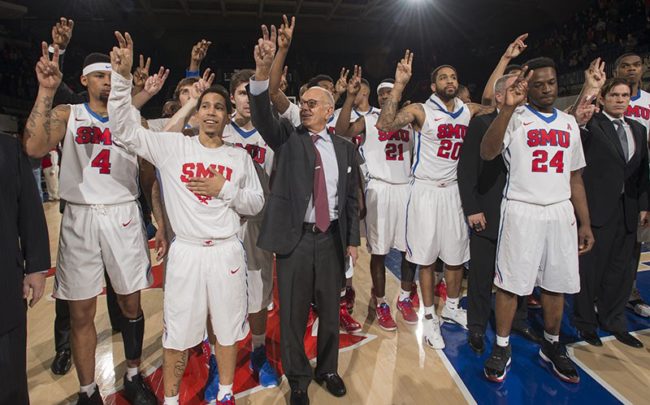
(395, 49, 414, 86)
(111, 31, 134, 78)
(584, 57, 606, 90)
(346, 65, 362, 96)
(335, 67, 350, 96)
(51, 17, 74, 50)
(191, 39, 212, 65)
(144, 66, 170, 96)
(278, 15, 296, 50)
(133, 54, 151, 88)
(253, 25, 277, 80)
(190, 68, 215, 99)
(503, 33, 528, 60)
(505, 66, 532, 107)
(574, 94, 599, 125)
(35, 41, 62, 90)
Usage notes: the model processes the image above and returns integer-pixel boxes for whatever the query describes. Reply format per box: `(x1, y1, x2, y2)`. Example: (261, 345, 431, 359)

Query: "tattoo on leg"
(171, 350, 188, 396)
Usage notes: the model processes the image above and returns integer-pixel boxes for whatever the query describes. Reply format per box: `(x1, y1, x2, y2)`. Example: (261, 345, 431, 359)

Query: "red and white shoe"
(344, 286, 356, 314)
(410, 283, 420, 310)
(340, 301, 362, 333)
(396, 297, 419, 324)
(375, 303, 397, 331)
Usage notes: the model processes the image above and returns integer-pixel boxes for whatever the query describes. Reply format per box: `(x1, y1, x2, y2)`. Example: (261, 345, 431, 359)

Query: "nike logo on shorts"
(122, 219, 132, 227)
(230, 267, 240, 275)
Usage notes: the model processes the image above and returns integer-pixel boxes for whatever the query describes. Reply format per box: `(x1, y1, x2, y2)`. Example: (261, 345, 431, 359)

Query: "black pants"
(574, 198, 636, 333)
(277, 223, 344, 391)
(54, 271, 123, 352)
(467, 233, 529, 334)
(0, 320, 29, 405)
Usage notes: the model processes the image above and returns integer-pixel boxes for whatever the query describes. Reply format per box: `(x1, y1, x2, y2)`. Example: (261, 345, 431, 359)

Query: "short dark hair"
(229, 69, 254, 94)
(173, 77, 199, 101)
(430, 65, 457, 83)
(523, 57, 556, 73)
(83, 53, 110, 69)
(196, 85, 232, 114)
(614, 52, 641, 69)
(360, 78, 370, 88)
(161, 100, 181, 118)
(504, 64, 522, 75)
(307, 74, 334, 88)
(600, 78, 632, 97)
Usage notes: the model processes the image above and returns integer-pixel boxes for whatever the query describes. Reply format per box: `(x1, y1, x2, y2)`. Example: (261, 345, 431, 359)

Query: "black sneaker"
(484, 344, 511, 382)
(123, 374, 157, 405)
(539, 340, 580, 383)
(77, 389, 103, 405)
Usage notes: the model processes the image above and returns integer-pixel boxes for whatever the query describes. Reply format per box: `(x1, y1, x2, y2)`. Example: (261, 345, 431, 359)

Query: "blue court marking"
(384, 248, 650, 404)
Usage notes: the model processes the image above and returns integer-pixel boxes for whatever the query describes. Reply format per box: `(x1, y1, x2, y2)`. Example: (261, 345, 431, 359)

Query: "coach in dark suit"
(0, 132, 51, 404)
(574, 78, 650, 348)
(248, 31, 360, 405)
(458, 73, 539, 354)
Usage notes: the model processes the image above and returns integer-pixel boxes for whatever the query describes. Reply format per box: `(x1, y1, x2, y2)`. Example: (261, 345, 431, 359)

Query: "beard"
(435, 86, 458, 101)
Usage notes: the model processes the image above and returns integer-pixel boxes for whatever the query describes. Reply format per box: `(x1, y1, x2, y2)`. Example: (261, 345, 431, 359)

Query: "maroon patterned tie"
(311, 134, 330, 232)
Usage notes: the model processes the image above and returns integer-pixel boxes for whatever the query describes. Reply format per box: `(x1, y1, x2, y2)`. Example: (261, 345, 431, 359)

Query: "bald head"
(300, 87, 335, 132)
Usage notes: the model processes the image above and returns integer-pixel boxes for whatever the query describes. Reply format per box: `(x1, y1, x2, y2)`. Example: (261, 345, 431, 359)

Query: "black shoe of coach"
(51, 349, 72, 375)
(613, 332, 643, 348)
(468, 331, 485, 354)
(290, 389, 310, 405)
(314, 373, 346, 397)
(123, 374, 157, 405)
(578, 329, 603, 347)
(512, 325, 543, 344)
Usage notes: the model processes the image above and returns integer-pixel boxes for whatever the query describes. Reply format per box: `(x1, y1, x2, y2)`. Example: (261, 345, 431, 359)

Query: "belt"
(303, 219, 338, 234)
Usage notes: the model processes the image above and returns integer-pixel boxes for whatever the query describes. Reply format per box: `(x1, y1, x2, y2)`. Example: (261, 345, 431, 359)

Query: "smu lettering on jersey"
(222, 122, 274, 177)
(59, 103, 139, 204)
(501, 105, 585, 205)
(361, 112, 413, 184)
(412, 94, 470, 183)
(625, 89, 650, 139)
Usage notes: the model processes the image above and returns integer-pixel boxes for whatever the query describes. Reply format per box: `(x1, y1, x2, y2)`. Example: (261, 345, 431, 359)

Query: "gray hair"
(494, 73, 518, 97)
(307, 86, 335, 107)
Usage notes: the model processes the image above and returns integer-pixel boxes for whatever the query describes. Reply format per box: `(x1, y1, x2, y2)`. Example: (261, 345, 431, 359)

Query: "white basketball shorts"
(365, 179, 409, 255)
(240, 220, 274, 314)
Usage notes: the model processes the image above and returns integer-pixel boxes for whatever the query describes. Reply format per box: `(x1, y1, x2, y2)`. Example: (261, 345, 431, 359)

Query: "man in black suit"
(573, 78, 650, 348)
(249, 24, 360, 405)
(458, 73, 540, 354)
(0, 131, 51, 404)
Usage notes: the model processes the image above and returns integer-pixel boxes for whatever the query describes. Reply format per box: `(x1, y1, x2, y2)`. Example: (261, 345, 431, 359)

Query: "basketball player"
(335, 68, 419, 330)
(615, 52, 650, 318)
(201, 69, 279, 402)
(23, 43, 156, 405)
(108, 32, 264, 405)
(377, 51, 491, 349)
(480, 58, 593, 383)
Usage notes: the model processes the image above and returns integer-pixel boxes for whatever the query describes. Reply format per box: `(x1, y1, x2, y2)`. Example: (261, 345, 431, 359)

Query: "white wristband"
(48, 45, 66, 55)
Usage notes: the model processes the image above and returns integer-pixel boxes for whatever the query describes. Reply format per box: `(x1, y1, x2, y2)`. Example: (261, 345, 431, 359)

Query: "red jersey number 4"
(91, 149, 112, 174)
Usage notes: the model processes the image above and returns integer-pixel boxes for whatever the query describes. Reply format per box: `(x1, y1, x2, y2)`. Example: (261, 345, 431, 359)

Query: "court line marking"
(566, 328, 650, 405)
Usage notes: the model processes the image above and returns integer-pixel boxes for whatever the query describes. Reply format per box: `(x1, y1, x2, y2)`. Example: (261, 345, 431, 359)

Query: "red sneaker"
(344, 286, 356, 313)
(527, 295, 542, 310)
(396, 297, 419, 324)
(435, 279, 447, 302)
(340, 302, 362, 333)
(375, 303, 397, 331)
(410, 283, 420, 310)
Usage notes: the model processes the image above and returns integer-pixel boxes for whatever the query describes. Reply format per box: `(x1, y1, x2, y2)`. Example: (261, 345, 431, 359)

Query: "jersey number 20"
(91, 149, 112, 174)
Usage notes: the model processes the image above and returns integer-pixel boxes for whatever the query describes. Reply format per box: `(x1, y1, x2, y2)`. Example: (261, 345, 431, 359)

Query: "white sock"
(340, 289, 346, 298)
(496, 335, 509, 347)
(210, 343, 216, 356)
(251, 333, 266, 350)
(376, 295, 386, 305)
(424, 305, 437, 320)
(217, 383, 233, 401)
(544, 331, 559, 343)
(446, 297, 459, 311)
(163, 394, 179, 405)
(80, 382, 97, 396)
(126, 366, 138, 381)
(398, 289, 410, 301)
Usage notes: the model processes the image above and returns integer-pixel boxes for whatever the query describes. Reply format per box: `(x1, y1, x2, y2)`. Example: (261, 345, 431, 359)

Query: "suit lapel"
(597, 114, 626, 162)
(625, 117, 643, 167)
(298, 125, 316, 171)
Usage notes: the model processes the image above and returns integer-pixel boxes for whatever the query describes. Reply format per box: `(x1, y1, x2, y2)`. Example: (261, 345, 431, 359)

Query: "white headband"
(82, 62, 112, 76)
(377, 82, 394, 93)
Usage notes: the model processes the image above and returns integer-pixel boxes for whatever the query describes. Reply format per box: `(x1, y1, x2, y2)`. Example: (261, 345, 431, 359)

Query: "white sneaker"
(422, 316, 445, 349)
(441, 305, 468, 329)
(627, 299, 650, 317)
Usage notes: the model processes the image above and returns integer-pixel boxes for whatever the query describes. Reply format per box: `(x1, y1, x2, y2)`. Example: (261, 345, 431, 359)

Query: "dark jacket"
(0, 133, 50, 334)
(249, 87, 360, 255)
(581, 112, 650, 231)
(458, 111, 505, 240)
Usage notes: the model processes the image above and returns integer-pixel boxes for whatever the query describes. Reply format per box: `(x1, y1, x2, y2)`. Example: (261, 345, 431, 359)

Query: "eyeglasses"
(299, 99, 321, 109)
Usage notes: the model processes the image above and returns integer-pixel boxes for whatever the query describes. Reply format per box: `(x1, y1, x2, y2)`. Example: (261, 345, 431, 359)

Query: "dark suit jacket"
(0, 133, 50, 334)
(458, 111, 505, 240)
(581, 112, 650, 232)
(249, 87, 360, 255)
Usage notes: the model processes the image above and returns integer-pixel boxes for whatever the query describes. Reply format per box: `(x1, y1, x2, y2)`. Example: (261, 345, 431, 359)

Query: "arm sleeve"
(108, 71, 175, 166)
(185, 69, 200, 78)
(17, 142, 51, 274)
(218, 153, 265, 217)
(457, 117, 484, 216)
(248, 81, 293, 151)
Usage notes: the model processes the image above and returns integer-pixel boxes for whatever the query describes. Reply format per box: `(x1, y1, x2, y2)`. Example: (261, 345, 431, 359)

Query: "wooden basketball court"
(27, 201, 650, 404)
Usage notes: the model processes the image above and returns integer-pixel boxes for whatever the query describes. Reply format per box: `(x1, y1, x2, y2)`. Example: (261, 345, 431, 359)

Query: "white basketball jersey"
(360, 112, 412, 184)
(625, 89, 650, 139)
(501, 105, 586, 205)
(59, 103, 139, 204)
(327, 107, 380, 136)
(222, 122, 274, 177)
(412, 94, 471, 183)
